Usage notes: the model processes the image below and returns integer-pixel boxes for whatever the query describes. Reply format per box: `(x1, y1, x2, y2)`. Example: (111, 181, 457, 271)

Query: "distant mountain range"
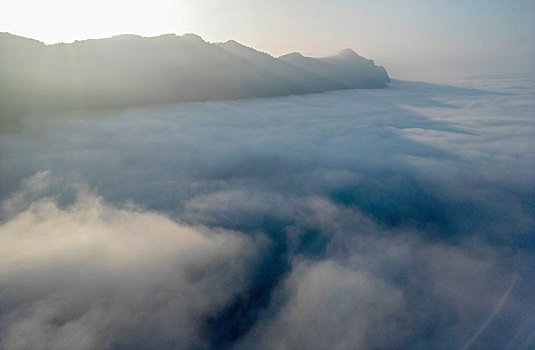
(0, 32, 389, 125)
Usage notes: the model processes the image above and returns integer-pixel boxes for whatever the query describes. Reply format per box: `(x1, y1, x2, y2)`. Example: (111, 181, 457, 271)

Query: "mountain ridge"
(0, 32, 389, 125)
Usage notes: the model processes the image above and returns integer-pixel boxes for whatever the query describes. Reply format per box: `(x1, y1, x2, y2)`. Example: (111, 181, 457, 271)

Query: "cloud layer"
(1, 78, 534, 349)
(0, 178, 258, 350)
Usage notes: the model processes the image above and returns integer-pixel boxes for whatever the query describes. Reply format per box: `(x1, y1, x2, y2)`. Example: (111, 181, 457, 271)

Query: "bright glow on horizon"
(0, 0, 178, 44)
(2, 0, 534, 82)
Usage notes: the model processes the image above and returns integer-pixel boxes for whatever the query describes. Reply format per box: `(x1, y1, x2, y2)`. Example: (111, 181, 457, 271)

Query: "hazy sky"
(2, 0, 534, 81)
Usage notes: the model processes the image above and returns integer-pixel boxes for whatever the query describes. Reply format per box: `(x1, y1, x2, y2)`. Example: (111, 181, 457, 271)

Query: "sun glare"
(1, 0, 178, 43)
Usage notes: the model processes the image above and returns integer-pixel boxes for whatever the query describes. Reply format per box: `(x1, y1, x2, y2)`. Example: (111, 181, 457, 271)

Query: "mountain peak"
(221, 39, 250, 50)
(338, 48, 359, 57)
(224, 39, 241, 46)
(110, 34, 143, 40)
(181, 33, 205, 43)
(279, 52, 305, 60)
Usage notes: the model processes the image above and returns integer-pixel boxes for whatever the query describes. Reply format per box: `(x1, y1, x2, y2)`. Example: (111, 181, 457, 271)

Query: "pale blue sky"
(1, 0, 534, 81)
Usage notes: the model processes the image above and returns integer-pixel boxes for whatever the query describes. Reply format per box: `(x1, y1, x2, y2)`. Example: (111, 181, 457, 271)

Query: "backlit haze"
(1, 0, 534, 81)
(1, 1, 535, 349)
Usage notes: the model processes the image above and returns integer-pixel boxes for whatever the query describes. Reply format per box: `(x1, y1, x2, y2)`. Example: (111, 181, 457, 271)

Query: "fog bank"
(1, 78, 534, 349)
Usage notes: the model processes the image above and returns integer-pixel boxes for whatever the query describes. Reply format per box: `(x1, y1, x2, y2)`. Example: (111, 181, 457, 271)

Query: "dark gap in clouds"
(329, 173, 458, 233)
(203, 217, 331, 346)
(204, 220, 291, 347)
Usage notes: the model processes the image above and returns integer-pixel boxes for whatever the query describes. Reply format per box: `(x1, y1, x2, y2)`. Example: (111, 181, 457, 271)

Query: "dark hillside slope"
(0, 32, 389, 123)
(280, 48, 390, 88)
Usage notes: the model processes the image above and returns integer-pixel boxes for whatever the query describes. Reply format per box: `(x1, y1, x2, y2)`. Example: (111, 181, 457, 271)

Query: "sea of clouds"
(1, 79, 534, 349)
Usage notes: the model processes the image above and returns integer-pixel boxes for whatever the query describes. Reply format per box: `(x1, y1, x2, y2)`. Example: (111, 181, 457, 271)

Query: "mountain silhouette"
(0, 32, 389, 125)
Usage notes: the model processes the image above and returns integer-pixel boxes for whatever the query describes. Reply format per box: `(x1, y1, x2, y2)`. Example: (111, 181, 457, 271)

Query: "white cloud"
(244, 259, 406, 350)
(0, 181, 258, 350)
